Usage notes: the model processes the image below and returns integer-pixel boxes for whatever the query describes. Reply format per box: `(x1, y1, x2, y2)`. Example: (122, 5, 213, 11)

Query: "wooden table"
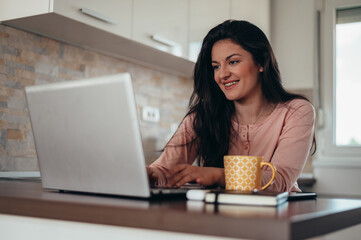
(0, 180, 361, 240)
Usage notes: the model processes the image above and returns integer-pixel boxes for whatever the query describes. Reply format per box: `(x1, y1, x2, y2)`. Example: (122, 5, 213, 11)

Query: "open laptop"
(25, 73, 201, 198)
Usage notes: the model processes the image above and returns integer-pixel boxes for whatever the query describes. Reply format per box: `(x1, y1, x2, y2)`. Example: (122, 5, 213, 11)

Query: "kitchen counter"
(1, 180, 361, 240)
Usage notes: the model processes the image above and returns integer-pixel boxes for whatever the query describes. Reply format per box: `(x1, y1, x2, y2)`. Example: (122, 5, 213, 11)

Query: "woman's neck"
(233, 96, 271, 125)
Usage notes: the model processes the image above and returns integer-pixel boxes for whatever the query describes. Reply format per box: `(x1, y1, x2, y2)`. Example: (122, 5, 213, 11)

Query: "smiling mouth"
(224, 80, 239, 87)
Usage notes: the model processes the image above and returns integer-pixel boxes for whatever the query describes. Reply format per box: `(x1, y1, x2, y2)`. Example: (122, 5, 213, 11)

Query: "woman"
(147, 20, 315, 192)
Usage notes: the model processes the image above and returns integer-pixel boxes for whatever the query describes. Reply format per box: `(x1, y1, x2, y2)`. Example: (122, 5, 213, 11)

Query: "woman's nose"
(219, 66, 231, 79)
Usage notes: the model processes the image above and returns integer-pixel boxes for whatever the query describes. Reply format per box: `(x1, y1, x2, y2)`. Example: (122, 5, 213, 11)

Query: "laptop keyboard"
(150, 187, 189, 195)
(150, 183, 205, 195)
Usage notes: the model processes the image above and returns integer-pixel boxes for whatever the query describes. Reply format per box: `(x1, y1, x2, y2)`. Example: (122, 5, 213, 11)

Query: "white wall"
(270, 0, 316, 90)
(313, 161, 361, 197)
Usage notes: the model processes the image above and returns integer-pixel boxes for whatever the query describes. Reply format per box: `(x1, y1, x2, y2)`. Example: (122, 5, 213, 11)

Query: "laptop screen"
(25, 73, 151, 198)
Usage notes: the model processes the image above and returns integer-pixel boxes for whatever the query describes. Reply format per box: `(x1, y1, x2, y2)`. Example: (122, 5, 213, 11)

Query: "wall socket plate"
(142, 106, 160, 123)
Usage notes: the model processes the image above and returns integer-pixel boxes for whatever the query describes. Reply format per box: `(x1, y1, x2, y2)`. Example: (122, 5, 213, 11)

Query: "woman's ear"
(260, 66, 264, 72)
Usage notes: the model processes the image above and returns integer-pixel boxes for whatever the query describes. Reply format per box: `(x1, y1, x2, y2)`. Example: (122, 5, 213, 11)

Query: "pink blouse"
(150, 99, 315, 192)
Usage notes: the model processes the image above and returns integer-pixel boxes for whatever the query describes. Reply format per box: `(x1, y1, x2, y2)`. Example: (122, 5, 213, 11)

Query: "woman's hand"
(166, 164, 225, 188)
(146, 166, 159, 185)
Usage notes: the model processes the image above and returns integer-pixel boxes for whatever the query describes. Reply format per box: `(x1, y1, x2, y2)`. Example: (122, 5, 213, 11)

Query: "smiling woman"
(147, 20, 316, 193)
(211, 39, 265, 119)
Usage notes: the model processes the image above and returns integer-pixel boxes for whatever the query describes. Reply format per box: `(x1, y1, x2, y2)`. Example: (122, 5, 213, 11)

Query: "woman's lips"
(224, 80, 239, 90)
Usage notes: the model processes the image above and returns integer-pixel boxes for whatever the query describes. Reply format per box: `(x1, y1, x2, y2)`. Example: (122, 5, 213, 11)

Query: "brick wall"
(0, 25, 193, 171)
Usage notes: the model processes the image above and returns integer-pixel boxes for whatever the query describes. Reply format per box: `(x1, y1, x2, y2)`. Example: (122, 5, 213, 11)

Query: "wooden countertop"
(1, 180, 361, 240)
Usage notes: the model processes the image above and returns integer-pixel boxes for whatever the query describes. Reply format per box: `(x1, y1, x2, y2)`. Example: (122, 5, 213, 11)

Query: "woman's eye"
(212, 65, 220, 70)
(229, 60, 239, 65)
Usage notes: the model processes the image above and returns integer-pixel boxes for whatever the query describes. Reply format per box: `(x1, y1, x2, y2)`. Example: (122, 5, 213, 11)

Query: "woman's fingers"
(168, 164, 188, 176)
(173, 174, 198, 187)
(167, 164, 192, 187)
(170, 169, 198, 187)
(181, 167, 224, 186)
(146, 166, 159, 185)
(164, 165, 182, 184)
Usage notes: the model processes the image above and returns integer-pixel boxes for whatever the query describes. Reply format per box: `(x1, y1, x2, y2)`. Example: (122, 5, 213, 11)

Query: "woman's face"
(211, 39, 263, 102)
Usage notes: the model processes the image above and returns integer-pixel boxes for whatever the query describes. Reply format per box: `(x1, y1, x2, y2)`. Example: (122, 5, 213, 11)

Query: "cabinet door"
(53, 0, 132, 38)
(0, 0, 50, 21)
(132, 0, 188, 58)
(230, 0, 270, 38)
(189, 0, 231, 61)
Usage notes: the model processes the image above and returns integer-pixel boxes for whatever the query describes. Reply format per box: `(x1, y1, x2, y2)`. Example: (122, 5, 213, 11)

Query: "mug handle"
(260, 162, 276, 190)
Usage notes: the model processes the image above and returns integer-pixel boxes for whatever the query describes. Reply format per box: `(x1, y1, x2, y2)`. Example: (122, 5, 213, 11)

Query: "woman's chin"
(224, 94, 241, 101)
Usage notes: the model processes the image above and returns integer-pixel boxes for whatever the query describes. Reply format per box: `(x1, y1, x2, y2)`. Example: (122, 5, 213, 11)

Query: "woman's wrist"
(215, 167, 225, 187)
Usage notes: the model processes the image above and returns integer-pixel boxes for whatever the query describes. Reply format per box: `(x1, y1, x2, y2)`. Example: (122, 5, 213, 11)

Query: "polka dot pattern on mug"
(224, 156, 259, 191)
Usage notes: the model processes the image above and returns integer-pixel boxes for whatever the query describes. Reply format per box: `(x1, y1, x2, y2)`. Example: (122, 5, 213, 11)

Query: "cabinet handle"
(150, 35, 179, 48)
(79, 8, 116, 24)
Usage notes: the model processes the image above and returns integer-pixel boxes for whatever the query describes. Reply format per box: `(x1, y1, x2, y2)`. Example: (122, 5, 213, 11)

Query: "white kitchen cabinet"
(0, 0, 194, 78)
(0, 0, 271, 64)
(0, 0, 132, 38)
(53, 0, 132, 38)
(188, 0, 231, 61)
(132, 0, 188, 58)
(231, 0, 271, 39)
(0, 0, 50, 20)
(188, 0, 271, 62)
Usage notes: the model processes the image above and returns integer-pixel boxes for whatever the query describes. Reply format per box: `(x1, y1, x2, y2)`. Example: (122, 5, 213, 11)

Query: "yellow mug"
(224, 156, 276, 191)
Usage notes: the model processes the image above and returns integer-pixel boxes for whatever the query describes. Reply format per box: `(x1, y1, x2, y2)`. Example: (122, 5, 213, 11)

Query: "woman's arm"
(263, 100, 315, 192)
(148, 115, 198, 186)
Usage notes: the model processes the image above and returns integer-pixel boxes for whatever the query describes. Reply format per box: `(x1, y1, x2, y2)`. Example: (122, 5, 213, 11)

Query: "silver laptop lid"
(25, 73, 151, 198)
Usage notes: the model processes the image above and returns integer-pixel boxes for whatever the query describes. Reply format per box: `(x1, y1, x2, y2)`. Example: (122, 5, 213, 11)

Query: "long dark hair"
(175, 20, 314, 167)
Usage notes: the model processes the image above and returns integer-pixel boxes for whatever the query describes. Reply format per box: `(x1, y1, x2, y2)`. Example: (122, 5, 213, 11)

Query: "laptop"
(25, 73, 201, 198)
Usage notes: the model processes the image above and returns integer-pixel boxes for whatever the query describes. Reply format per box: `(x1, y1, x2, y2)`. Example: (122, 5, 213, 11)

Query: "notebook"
(187, 190, 317, 207)
(25, 73, 199, 198)
(187, 190, 289, 207)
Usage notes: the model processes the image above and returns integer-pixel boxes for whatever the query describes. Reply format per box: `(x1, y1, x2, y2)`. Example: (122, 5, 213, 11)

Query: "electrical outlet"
(142, 106, 160, 123)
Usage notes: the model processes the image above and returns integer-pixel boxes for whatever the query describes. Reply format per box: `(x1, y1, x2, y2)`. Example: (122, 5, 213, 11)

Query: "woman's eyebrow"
(226, 53, 242, 60)
(212, 53, 242, 63)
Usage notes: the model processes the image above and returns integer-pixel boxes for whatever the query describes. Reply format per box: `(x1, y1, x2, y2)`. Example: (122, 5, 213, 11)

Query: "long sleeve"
(262, 100, 315, 192)
(149, 115, 198, 186)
